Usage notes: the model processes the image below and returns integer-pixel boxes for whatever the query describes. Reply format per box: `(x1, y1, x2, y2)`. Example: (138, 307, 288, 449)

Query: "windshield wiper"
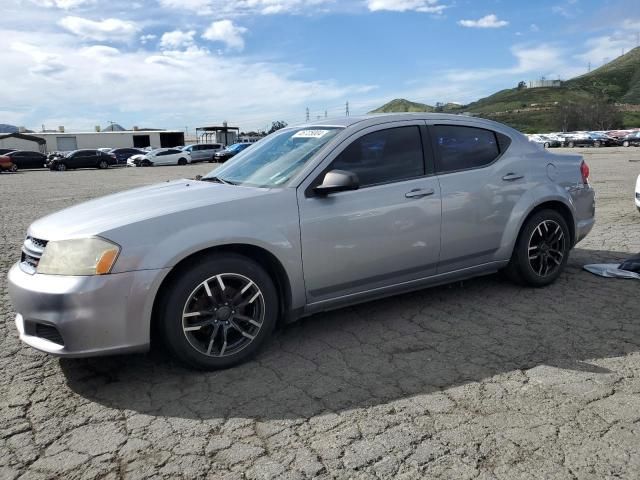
(199, 176, 237, 185)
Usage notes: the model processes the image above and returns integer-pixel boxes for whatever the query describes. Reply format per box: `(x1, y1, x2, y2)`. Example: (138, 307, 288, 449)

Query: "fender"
(495, 182, 576, 261)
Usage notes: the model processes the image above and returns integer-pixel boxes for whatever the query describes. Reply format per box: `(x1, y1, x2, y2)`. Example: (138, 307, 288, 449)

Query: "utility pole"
(305, 107, 309, 122)
(345, 101, 350, 117)
(324, 110, 327, 118)
(588, 61, 591, 72)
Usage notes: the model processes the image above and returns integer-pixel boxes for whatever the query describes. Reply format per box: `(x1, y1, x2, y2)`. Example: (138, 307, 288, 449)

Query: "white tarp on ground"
(583, 264, 640, 280)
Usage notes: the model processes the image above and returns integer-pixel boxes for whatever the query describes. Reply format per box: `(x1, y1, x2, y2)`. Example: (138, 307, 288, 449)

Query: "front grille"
(20, 236, 48, 274)
(34, 324, 64, 346)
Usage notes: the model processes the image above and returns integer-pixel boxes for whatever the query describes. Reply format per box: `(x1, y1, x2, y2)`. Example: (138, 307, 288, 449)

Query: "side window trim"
(305, 124, 430, 197)
(428, 123, 509, 175)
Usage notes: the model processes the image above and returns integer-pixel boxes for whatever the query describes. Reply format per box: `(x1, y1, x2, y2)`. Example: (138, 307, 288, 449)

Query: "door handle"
(502, 173, 524, 181)
(405, 188, 435, 199)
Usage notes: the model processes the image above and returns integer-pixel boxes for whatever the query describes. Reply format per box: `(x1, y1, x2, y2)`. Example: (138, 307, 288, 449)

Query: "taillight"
(580, 160, 590, 184)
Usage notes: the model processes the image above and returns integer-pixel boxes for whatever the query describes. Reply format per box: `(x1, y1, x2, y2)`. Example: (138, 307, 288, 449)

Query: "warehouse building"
(0, 132, 47, 152)
(22, 127, 185, 153)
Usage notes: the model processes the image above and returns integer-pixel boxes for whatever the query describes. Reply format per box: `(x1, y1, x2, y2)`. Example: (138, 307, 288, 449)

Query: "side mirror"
(313, 169, 359, 196)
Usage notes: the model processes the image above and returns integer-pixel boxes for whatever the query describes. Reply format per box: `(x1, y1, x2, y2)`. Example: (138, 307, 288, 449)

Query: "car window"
(432, 125, 501, 173)
(330, 126, 425, 187)
(168, 149, 181, 154)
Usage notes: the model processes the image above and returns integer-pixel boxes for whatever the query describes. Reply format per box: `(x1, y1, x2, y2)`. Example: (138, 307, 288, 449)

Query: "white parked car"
(127, 148, 191, 167)
(635, 174, 640, 212)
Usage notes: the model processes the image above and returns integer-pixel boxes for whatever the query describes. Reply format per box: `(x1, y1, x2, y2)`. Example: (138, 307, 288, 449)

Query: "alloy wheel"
(57, 163, 66, 171)
(181, 273, 265, 357)
(99, 160, 108, 169)
(527, 219, 566, 277)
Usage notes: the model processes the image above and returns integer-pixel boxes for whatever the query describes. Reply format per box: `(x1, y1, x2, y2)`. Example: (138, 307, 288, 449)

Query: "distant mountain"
(102, 123, 126, 132)
(370, 98, 435, 113)
(369, 47, 640, 132)
(0, 124, 19, 134)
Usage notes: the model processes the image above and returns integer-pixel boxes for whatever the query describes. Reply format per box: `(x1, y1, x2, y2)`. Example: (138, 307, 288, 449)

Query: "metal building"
(26, 129, 185, 153)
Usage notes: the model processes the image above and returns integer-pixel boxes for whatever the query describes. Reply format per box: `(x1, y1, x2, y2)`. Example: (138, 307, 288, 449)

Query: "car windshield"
(204, 127, 343, 188)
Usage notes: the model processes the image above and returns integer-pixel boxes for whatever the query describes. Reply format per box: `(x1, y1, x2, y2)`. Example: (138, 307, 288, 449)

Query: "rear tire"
(10, 164, 18, 172)
(594, 141, 601, 148)
(158, 253, 278, 370)
(544, 142, 550, 148)
(623, 141, 630, 147)
(178, 158, 188, 166)
(55, 163, 67, 171)
(568, 141, 575, 148)
(98, 160, 109, 169)
(504, 209, 571, 287)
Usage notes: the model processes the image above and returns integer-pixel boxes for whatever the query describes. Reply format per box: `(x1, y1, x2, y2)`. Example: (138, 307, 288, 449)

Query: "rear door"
(430, 123, 528, 272)
(298, 122, 442, 305)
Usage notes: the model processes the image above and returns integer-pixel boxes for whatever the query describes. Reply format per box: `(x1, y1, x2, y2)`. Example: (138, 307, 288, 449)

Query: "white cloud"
(29, 0, 94, 8)
(202, 20, 247, 50)
(58, 16, 140, 41)
(366, 0, 447, 13)
(575, 34, 636, 66)
(158, 0, 337, 16)
(530, 23, 540, 32)
(140, 34, 157, 44)
(0, 28, 374, 131)
(458, 14, 508, 28)
(160, 30, 196, 50)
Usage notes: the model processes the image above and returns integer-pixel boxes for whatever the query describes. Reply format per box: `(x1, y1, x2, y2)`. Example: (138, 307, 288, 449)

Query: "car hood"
(29, 179, 272, 241)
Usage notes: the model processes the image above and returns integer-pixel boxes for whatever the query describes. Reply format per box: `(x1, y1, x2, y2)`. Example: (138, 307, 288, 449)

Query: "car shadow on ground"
(60, 247, 638, 420)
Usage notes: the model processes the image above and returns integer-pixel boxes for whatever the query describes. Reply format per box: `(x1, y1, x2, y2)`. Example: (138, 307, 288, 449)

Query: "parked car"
(0, 155, 17, 172)
(0, 148, 17, 155)
(213, 143, 252, 162)
(621, 131, 640, 147)
(109, 148, 146, 165)
(7, 114, 596, 369)
(48, 149, 117, 171)
(528, 134, 561, 148)
(126, 148, 191, 167)
(562, 133, 609, 148)
(182, 143, 224, 163)
(636, 174, 640, 212)
(4, 150, 48, 169)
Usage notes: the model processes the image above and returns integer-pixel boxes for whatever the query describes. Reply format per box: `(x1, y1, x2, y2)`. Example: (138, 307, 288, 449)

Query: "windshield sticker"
(292, 130, 330, 139)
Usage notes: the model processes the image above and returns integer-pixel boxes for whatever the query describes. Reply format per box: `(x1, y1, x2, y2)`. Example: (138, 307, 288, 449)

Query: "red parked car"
(0, 155, 18, 172)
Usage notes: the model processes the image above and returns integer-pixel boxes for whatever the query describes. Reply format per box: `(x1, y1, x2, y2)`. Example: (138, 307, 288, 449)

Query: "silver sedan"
(8, 114, 596, 369)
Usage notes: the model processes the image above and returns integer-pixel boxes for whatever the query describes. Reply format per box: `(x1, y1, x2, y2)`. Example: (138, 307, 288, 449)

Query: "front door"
(298, 123, 442, 305)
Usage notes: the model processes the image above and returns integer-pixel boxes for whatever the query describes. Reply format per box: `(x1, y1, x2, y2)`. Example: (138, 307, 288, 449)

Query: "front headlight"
(37, 237, 120, 275)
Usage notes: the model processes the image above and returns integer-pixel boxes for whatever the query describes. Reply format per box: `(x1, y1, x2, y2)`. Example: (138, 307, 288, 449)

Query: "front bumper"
(7, 263, 169, 357)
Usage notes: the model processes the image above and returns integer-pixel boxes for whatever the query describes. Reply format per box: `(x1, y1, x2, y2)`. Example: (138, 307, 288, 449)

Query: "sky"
(1, 0, 640, 132)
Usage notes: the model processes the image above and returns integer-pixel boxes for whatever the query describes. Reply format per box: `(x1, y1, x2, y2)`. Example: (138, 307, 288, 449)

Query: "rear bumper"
(7, 263, 169, 357)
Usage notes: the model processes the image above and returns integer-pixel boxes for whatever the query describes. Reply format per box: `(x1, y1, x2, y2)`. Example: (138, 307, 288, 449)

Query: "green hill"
(370, 98, 435, 113)
(370, 47, 640, 132)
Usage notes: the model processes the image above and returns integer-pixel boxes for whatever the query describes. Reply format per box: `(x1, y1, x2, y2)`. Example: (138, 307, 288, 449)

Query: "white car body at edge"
(635, 174, 640, 212)
(127, 148, 191, 166)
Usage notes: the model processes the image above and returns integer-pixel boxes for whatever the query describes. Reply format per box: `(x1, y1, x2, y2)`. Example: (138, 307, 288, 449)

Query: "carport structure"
(0, 132, 47, 153)
(196, 125, 240, 147)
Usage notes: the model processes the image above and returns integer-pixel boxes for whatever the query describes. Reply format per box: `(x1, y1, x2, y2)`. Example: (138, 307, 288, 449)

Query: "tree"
(554, 94, 622, 132)
(517, 81, 527, 90)
(268, 121, 288, 134)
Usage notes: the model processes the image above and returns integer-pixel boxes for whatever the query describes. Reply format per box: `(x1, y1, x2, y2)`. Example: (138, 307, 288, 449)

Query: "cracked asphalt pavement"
(1, 149, 640, 479)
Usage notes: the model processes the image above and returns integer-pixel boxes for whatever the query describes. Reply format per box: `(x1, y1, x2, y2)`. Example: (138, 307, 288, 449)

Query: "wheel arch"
(521, 200, 576, 246)
(150, 243, 294, 344)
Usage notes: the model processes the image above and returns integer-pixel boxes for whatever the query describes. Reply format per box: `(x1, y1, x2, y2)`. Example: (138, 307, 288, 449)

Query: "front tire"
(544, 142, 550, 148)
(55, 163, 67, 171)
(568, 141, 575, 148)
(178, 158, 188, 166)
(158, 253, 278, 370)
(98, 160, 109, 169)
(505, 210, 570, 287)
(623, 141, 630, 147)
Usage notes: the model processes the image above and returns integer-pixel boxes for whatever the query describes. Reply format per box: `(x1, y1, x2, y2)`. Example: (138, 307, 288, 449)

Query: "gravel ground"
(1, 149, 639, 480)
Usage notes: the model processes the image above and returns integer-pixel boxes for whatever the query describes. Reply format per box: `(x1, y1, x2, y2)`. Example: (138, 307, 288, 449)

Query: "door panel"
(299, 179, 441, 302)
(431, 124, 528, 272)
(297, 123, 441, 304)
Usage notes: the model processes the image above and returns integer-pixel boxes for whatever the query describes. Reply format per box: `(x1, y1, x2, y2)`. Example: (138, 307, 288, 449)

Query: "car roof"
(299, 113, 524, 138)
